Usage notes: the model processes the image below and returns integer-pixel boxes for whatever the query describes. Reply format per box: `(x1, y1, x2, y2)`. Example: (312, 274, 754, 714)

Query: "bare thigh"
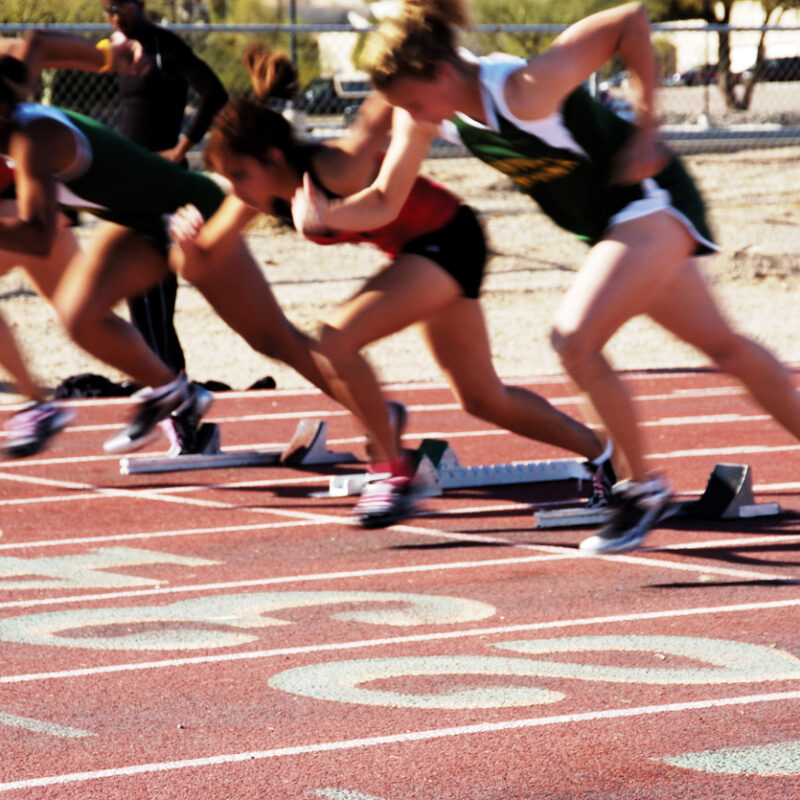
(553, 211, 697, 350)
(325, 253, 462, 347)
(646, 258, 739, 353)
(53, 222, 170, 324)
(0, 202, 80, 298)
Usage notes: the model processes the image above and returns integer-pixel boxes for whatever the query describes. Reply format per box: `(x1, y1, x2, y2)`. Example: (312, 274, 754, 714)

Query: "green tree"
(0, 0, 98, 24)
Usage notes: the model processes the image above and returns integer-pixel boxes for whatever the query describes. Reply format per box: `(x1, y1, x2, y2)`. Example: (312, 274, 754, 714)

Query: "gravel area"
(0, 145, 798, 403)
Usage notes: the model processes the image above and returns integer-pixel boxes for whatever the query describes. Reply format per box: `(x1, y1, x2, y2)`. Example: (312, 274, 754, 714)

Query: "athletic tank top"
(444, 52, 710, 245)
(9, 103, 223, 224)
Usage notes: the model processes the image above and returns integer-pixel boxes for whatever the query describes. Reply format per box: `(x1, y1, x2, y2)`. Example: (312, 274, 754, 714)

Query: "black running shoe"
(3, 401, 75, 458)
(580, 475, 672, 554)
(161, 383, 214, 455)
(104, 375, 189, 454)
(584, 455, 617, 508)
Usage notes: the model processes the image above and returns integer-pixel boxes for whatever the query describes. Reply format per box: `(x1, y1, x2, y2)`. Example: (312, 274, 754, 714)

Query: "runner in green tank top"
(0, 31, 329, 455)
(292, 0, 800, 554)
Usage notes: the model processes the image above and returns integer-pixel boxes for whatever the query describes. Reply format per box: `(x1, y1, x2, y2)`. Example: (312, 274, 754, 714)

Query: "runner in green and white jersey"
(291, 0, 800, 554)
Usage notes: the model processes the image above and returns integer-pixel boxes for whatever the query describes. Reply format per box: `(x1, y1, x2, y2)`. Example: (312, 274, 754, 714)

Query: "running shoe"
(104, 374, 190, 454)
(355, 474, 416, 528)
(160, 383, 214, 455)
(584, 455, 617, 509)
(580, 475, 672, 554)
(3, 401, 75, 458)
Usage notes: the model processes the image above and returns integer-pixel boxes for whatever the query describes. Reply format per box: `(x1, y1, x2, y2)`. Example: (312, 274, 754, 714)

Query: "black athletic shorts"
(402, 204, 487, 299)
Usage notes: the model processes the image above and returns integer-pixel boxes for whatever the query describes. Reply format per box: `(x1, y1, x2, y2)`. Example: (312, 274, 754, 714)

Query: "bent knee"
(316, 323, 364, 363)
(704, 332, 751, 371)
(551, 324, 587, 368)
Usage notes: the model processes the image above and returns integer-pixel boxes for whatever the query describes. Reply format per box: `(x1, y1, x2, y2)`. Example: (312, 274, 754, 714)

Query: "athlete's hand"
(168, 204, 205, 276)
(291, 172, 329, 236)
(611, 125, 670, 185)
(110, 31, 148, 75)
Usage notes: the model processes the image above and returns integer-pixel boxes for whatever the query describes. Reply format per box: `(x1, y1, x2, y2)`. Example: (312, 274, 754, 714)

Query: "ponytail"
(243, 43, 298, 101)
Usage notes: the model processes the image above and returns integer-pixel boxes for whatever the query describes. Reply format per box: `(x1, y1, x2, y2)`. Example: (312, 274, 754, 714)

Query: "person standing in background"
(102, 0, 228, 373)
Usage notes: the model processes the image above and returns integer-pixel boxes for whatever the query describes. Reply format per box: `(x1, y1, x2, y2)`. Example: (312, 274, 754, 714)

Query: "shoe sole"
(103, 381, 193, 454)
(103, 426, 162, 455)
(579, 495, 671, 555)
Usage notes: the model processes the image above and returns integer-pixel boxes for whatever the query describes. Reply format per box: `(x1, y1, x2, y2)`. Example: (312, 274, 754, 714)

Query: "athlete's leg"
(181, 236, 330, 394)
(551, 211, 696, 481)
(420, 297, 605, 459)
(0, 204, 80, 401)
(316, 253, 463, 463)
(648, 259, 800, 440)
(51, 222, 176, 388)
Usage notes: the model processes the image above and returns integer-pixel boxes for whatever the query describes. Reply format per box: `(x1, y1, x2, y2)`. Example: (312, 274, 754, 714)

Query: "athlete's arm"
(22, 30, 144, 79)
(315, 94, 394, 196)
(168, 194, 257, 279)
(158, 31, 228, 164)
(507, 3, 657, 123)
(292, 106, 437, 234)
(507, 3, 666, 184)
(0, 126, 60, 256)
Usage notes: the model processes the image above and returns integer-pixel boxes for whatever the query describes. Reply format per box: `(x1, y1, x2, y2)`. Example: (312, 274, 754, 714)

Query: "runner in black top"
(102, 0, 228, 373)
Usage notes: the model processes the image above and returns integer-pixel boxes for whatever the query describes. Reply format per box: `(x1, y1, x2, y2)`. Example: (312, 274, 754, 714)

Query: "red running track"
(0, 368, 799, 799)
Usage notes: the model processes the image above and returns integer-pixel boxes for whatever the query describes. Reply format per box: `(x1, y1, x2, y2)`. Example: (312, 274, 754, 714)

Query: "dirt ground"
(0, 145, 798, 404)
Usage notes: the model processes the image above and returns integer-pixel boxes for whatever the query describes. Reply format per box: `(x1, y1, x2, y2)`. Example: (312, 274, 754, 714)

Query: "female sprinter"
(0, 32, 329, 455)
(291, 0, 800, 550)
(169, 45, 614, 528)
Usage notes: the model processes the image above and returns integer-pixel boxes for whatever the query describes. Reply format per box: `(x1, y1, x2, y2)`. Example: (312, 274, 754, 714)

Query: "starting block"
(534, 462, 781, 529)
(120, 418, 357, 475)
(328, 438, 591, 498)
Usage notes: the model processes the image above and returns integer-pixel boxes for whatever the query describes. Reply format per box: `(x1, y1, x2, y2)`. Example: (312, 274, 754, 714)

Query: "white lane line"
(652, 444, 800, 459)
(4, 597, 800, 685)
(1, 518, 795, 613)
(2, 690, 799, 792)
(0, 712, 92, 739)
(0, 554, 575, 610)
(0, 521, 327, 551)
(658, 534, 800, 552)
(0, 465, 795, 606)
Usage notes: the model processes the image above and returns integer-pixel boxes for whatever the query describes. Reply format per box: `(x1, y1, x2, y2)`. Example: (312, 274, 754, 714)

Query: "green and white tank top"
(440, 52, 715, 251)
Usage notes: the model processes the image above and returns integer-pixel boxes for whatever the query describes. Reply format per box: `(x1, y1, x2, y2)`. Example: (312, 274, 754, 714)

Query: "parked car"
(677, 63, 718, 86)
(296, 73, 371, 115)
(742, 56, 800, 82)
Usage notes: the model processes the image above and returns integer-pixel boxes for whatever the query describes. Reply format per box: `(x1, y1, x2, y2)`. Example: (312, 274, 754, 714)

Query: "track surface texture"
(1, 369, 799, 800)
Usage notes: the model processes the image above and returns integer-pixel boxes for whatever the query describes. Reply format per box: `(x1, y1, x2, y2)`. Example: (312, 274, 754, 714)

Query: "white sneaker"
(580, 475, 672, 554)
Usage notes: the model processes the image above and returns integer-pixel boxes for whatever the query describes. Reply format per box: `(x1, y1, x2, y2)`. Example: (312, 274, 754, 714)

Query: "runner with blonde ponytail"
(292, 1, 800, 553)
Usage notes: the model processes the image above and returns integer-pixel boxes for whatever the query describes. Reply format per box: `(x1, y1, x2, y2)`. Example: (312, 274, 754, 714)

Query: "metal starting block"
(120, 418, 357, 475)
(534, 462, 781, 529)
(328, 438, 590, 498)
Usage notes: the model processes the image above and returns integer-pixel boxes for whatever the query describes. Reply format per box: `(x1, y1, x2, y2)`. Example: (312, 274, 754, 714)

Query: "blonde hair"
(361, 0, 471, 90)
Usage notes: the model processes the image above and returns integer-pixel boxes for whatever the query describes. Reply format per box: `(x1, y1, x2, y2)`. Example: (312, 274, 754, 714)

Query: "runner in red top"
(170, 45, 614, 528)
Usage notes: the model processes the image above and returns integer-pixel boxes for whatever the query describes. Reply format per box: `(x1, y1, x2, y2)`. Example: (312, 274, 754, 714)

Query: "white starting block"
(329, 438, 591, 498)
(534, 462, 781, 529)
(120, 418, 356, 475)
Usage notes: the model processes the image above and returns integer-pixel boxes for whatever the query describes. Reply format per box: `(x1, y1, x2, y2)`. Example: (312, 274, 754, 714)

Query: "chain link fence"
(1, 21, 799, 154)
